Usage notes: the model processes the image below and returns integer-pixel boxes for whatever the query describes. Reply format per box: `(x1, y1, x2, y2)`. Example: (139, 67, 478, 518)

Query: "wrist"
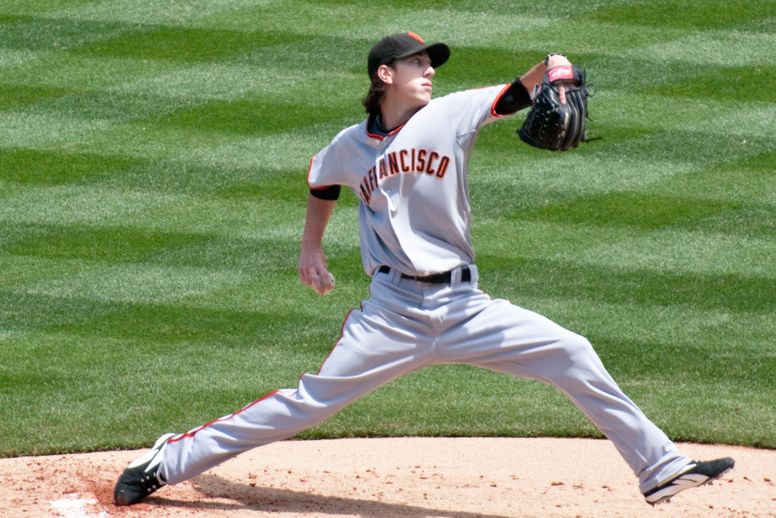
(301, 237, 323, 250)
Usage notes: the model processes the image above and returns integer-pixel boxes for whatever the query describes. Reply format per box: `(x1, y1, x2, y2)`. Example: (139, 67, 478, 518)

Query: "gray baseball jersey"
(308, 84, 508, 276)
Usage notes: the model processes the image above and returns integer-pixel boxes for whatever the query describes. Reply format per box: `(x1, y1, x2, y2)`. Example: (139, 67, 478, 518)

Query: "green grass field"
(1, 1, 775, 457)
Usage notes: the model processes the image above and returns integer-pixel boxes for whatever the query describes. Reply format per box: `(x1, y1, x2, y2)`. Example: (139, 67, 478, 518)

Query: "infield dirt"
(3, 437, 774, 517)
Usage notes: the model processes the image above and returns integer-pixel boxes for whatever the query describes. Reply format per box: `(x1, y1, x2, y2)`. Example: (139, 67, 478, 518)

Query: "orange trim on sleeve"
(490, 82, 513, 118)
(306, 155, 318, 188)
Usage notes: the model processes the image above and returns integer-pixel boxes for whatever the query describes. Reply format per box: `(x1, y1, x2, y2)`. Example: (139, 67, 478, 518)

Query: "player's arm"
(299, 190, 338, 295)
(494, 54, 573, 115)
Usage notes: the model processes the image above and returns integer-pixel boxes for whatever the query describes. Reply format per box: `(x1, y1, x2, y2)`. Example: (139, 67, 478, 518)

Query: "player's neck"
(379, 100, 423, 131)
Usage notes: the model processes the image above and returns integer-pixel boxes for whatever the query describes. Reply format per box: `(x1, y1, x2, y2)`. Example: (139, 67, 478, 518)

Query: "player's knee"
(558, 332, 595, 360)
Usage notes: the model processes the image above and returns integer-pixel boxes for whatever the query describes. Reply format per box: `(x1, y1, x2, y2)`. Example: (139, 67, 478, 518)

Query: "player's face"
(388, 52, 435, 108)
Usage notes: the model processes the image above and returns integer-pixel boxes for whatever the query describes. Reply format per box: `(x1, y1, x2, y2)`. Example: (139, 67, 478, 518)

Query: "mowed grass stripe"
(1, 18, 770, 169)
(0, 329, 332, 456)
(4, 219, 772, 312)
(3, 10, 771, 93)
(653, 154, 776, 205)
(511, 189, 774, 235)
(0, 288, 349, 348)
(0, 60, 363, 112)
(1, 1, 774, 455)
(480, 250, 776, 313)
(3, 125, 337, 173)
(1, 93, 768, 187)
(211, 3, 556, 40)
(0, 223, 304, 272)
(0, 111, 115, 148)
(578, 91, 776, 137)
(0, 182, 308, 235)
(1, 54, 769, 149)
(506, 296, 776, 356)
(9, 262, 250, 305)
(588, 0, 770, 29)
(26, 0, 283, 26)
(479, 218, 776, 278)
(1, 135, 767, 230)
(0, 259, 359, 331)
(0, 148, 327, 208)
(3, 161, 771, 256)
(7, 44, 767, 101)
(0, 13, 132, 51)
(0, 83, 74, 110)
(0, 0, 264, 26)
(2, 1, 770, 64)
(623, 29, 776, 67)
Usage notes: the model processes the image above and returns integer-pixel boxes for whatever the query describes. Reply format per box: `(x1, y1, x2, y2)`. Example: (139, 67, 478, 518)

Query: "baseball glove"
(518, 64, 589, 151)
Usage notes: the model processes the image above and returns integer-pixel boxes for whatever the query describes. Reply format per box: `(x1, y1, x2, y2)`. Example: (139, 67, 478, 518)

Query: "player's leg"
(438, 288, 690, 493)
(159, 305, 432, 485)
(115, 275, 435, 505)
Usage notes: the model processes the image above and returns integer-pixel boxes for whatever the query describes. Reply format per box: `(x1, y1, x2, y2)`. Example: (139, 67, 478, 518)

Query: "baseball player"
(114, 32, 734, 507)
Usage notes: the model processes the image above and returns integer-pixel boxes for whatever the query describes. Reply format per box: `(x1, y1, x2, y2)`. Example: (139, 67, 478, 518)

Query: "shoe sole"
(647, 465, 734, 506)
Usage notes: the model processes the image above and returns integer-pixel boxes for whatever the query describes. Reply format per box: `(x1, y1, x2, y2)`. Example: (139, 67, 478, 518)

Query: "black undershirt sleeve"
(494, 79, 533, 115)
(310, 185, 341, 200)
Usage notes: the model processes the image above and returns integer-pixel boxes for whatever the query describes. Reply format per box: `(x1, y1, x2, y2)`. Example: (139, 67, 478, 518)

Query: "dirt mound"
(3, 437, 774, 517)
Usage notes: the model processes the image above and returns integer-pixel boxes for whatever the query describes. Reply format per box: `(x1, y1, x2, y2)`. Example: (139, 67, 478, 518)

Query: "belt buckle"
(412, 266, 470, 284)
(412, 271, 449, 284)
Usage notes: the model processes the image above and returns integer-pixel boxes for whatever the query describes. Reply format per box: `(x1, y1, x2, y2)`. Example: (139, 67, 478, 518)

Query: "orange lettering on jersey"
(436, 156, 449, 178)
(399, 150, 410, 172)
(416, 149, 427, 172)
(378, 158, 388, 179)
(358, 148, 452, 204)
(426, 151, 439, 175)
(359, 181, 371, 204)
(387, 152, 400, 175)
(368, 166, 378, 191)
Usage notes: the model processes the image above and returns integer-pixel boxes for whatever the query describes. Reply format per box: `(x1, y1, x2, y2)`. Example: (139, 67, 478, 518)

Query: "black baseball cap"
(367, 32, 450, 78)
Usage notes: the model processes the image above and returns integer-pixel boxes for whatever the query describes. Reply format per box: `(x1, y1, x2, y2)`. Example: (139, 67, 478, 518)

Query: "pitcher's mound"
(3, 437, 774, 517)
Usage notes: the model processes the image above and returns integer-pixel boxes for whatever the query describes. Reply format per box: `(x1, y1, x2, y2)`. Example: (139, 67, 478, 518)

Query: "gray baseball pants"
(160, 265, 689, 493)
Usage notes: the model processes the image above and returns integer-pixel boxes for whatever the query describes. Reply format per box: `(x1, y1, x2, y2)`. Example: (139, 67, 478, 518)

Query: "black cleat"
(643, 457, 734, 505)
(114, 433, 176, 506)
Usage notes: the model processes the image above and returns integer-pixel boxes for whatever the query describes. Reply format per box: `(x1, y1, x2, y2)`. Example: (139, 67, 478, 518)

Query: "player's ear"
(377, 63, 394, 85)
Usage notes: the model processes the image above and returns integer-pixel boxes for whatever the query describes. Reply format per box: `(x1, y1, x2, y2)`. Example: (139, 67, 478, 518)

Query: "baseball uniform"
(157, 84, 690, 493)
(115, 33, 733, 509)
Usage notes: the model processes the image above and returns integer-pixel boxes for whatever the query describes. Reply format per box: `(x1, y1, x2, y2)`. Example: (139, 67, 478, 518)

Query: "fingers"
(309, 268, 336, 296)
(299, 264, 335, 295)
(546, 54, 571, 69)
(558, 84, 567, 105)
(298, 245, 335, 295)
(298, 265, 316, 287)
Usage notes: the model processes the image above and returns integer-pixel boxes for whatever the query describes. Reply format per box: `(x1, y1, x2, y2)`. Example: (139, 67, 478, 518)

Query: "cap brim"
(396, 42, 450, 69)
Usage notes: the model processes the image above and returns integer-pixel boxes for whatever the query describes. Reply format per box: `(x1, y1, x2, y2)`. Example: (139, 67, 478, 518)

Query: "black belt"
(378, 265, 471, 284)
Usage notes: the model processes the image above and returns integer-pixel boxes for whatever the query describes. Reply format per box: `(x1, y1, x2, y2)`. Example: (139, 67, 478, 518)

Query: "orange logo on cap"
(407, 32, 425, 43)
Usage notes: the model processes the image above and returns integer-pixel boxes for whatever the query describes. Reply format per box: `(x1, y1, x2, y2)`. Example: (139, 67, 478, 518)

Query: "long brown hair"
(361, 72, 388, 116)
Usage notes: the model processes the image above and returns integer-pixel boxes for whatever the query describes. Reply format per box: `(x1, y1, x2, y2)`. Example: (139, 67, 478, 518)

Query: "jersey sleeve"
(442, 84, 513, 134)
(307, 142, 340, 190)
(307, 125, 359, 191)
